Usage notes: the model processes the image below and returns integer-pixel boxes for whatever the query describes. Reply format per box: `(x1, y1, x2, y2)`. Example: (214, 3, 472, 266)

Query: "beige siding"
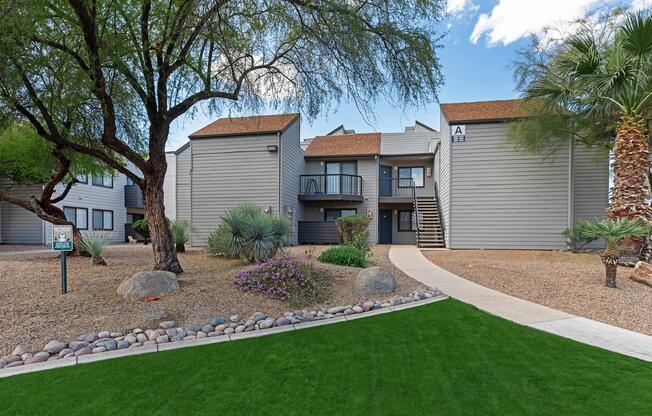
(190, 135, 280, 246)
(449, 122, 570, 249)
(280, 119, 303, 244)
(164, 152, 177, 221)
(176, 145, 191, 223)
(438, 113, 452, 245)
(0, 181, 44, 244)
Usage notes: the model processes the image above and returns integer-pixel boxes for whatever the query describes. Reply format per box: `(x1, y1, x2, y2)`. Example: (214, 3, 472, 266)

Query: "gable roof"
(189, 113, 299, 138)
(440, 99, 525, 123)
(305, 133, 381, 158)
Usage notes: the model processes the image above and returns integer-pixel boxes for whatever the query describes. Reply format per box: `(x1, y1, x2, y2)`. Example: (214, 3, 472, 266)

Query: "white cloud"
(447, 0, 477, 14)
(470, 0, 606, 46)
(631, 0, 652, 11)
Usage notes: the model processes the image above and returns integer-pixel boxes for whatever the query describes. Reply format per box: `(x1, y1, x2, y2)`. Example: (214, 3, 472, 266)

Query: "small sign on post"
(52, 225, 73, 294)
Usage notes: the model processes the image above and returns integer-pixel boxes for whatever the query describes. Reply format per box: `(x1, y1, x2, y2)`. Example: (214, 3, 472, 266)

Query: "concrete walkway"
(389, 245, 652, 362)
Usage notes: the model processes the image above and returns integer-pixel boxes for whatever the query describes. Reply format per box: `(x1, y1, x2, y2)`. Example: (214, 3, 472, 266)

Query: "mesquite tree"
(0, 0, 445, 273)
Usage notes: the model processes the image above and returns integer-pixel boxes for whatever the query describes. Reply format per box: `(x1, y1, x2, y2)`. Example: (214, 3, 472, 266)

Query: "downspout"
(567, 139, 574, 232)
(278, 132, 282, 216)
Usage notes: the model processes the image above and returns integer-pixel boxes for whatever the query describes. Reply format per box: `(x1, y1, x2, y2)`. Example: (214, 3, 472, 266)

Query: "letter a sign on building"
(451, 125, 466, 142)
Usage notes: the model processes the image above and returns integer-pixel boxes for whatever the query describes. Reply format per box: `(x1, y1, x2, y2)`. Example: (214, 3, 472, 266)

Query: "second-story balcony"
(124, 184, 144, 208)
(379, 177, 416, 203)
(299, 174, 363, 202)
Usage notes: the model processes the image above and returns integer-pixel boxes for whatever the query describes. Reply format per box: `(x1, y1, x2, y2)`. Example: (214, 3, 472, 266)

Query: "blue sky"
(167, 0, 648, 150)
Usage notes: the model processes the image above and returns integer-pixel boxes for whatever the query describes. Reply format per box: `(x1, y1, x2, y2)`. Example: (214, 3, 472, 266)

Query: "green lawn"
(2, 299, 651, 415)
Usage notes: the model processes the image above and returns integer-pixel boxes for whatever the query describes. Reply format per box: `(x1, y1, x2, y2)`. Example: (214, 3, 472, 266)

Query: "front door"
(378, 209, 393, 244)
(379, 165, 392, 197)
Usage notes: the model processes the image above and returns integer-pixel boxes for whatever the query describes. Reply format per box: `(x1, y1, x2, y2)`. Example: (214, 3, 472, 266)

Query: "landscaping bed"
(0, 244, 426, 355)
(423, 250, 652, 335)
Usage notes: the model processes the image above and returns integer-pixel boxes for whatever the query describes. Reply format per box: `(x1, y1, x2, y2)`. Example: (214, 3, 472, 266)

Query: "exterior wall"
(448, 122, 570, 249)
(176, 145, 192, 223)
(45, 171, 127, 244)
(438, 113, 452, 245)
(379, 130, 438, 155)
(378, 157, 435, 197)
(164, 152, 177, 221)
(280, 119, 303, 244)
(190, 134, 280, 246)
(0, 181, 44, 244)
(387, 203, 416, 244)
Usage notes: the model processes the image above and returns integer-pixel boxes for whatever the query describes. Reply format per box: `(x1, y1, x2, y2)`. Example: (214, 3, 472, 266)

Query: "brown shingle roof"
(305, 133, 381, 157)
(441, 99, 525, 123)
(189, 113, 299, 138)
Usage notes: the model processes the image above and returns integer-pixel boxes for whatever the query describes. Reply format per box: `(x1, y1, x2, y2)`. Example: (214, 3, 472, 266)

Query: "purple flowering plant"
(234, 255, 326, 305)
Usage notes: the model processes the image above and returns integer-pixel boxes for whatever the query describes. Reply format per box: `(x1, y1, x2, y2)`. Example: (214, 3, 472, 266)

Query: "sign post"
(52, 225, 74, 294)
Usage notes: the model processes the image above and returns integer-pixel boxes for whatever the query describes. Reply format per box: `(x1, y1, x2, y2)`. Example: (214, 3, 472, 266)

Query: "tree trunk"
(602, 255, 619, 288)
(176, 242, 185, 253)
(143, 168, 182, 274)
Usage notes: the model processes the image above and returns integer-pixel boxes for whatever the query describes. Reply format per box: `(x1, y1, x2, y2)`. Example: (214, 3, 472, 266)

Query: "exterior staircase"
(414, 196, 445, 248)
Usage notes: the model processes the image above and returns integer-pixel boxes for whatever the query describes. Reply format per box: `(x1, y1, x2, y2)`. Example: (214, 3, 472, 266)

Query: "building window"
(325, 208, 357, 221)
(398, 167, 425, 188)
(75, 174, 88, 184)
(63, 207, 88, 230)
(325, 161, 357, 194)
(92, 209, 114, 231)
(92, 174, 113, 188)
(398, 210, 416, 231)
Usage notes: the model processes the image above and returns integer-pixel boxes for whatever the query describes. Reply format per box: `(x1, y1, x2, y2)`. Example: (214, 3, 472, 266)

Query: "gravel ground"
(0, 244, 425, 355)
(0, 244, 48, 253)
(423, 250, 652, 335)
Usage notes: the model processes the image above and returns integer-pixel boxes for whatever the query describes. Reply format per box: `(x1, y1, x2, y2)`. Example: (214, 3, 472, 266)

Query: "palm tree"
(578, 218, 650, 288)
(523, 12, 652, 223)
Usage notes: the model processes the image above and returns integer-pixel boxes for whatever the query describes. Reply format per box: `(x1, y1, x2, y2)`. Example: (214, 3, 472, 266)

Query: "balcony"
(124, 184, 144, 208)
(378, 178, 416, 203)
(298, 174, 363, 202)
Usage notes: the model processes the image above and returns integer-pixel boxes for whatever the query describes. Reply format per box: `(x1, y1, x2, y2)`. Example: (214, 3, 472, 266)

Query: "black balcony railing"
(299, 174, 363, 201)
(379, 177, 415, 198)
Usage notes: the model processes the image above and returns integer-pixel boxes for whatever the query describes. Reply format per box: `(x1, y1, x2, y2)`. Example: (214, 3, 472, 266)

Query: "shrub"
(169, 220, 194, 253)
(562, 223, 597, 253)
(318, 245, 368, 268)
(78, 232, 110, 265)
(206, 204, 292, 262)
(131, 218, 150, 243)
(336, 214, 370, 252)
(234, 256, 325, 305)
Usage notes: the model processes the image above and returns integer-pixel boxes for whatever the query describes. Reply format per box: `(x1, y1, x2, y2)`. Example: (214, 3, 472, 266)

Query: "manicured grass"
(2, 299, 651, 415)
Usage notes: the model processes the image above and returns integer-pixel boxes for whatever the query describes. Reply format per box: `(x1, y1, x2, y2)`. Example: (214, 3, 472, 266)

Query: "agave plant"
(169, 220, 195, 253)
(78, 232, 110, 265)
(578, 218, 650, 288)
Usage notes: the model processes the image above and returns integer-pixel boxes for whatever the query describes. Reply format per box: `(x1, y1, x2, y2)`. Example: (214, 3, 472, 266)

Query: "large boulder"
(117, 271, 179, 301)
(630, 261, 652, 288)
(355, 267, 397, 295)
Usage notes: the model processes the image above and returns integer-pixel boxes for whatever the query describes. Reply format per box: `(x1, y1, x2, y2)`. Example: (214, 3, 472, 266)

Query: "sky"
(166, 0, 651, 151)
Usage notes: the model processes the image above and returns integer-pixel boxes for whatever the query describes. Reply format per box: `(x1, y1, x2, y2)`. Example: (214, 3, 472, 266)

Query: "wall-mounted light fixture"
(266, 145, 278, 152)
(320, 161, 324, 166)
(426, 167, 432, 177)
(264, 206, 272, 214)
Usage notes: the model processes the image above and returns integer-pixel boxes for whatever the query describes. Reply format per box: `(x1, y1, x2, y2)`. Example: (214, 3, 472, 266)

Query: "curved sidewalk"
(389, 245, 652, 362)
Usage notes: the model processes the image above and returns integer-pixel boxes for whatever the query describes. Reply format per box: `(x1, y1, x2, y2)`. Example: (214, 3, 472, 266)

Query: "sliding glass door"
(326, 162, 357, 194)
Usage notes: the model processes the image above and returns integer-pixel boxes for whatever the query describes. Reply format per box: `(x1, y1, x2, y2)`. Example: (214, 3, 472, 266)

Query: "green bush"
(206, 204, 292, 263)
(131, 218, 150, 242)
(318, 245, 368, 268)
(78, 232, 109, 265)
(170, 220, 194, 252)
(336, 214, 370, 252)
(562, 222, 597, 253)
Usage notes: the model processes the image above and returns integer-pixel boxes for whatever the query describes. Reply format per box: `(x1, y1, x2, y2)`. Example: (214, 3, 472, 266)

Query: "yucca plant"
(78, 232, 110, 265)
(578, 218, 650, 288)
(169, 220, 195, 253)
(244, 213, 277, 263)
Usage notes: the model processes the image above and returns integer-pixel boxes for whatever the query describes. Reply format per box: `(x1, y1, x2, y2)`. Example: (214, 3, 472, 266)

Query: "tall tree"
(0, 125, 108, 255)
(0, 0, 445, 273)
(512, 11, 652, 221)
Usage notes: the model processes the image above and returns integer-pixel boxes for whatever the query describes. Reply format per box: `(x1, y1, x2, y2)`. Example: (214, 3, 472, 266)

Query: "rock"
(362, 301, 374, 312)
(183, 336, 196, 341)
(133, 328, 144, 334)
(117, 340, 130, 350)
(4, 361, 24, 368)
(117, 271, 179, 301)
(253, 314, 267, 322)
(69, 341, 89, 351)
(424, 292, 433, 298)
(110, 332, 123, 338)
(211, 316, 225, 326)
(146, 329, 158, 341)
(631, 261, 652, 287)
(165, 328, 178, 338)
(97, 339, 117, 351)
(202, 325, 214, 333)
(228, 323, 238, 329)
(381, 302, 391, 308)
(235, 325, 246, 333)
(244, 320, 255, 328)
(326, 306, 348, 314)
(197, 331, 207, 338)
(25, 352, 49, 365)
(21, 353, 33, 361)
(75, 348, 91, 357)
(186, 324, 202, 332)
(143, 340, 158, 347)
(58, 349, 73, 358)
(304, 313, 315, 322)
(259, 318, 275, 329)
(136, 334, 148, 344)
(44, 340, 67, 354)
(97, 331, 111, 339)
(125, 334, 138, 344)
(352, 306, 364, 313)
(12, 344, 28, 357)
(355, 267, 397, 295)
(159, 320, 175, 329)
(129, 343, 143, 348)
(215, 324, 226, 333)
(343, 308, 354, 315)
(208, 332, 223, 337)
(224, 328, 235, 335)
(156, 335, 169, 344)
(229, 314, 241, 323)
(276, 317, 290, 326)
(6, 355, 22, 364)
(186, 330, 197, 337)
(91, 347, 107, 354)
(63, 352, 75, 359)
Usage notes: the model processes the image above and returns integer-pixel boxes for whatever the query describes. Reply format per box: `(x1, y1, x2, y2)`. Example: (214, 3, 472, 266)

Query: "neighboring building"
(1, 99, 609, 250)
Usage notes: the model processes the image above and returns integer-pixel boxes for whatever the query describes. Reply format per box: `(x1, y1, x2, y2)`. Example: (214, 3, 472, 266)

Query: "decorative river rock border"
(1, 289, 443, 372)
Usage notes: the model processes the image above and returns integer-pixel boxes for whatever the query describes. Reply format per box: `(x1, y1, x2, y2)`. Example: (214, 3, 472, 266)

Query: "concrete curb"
(0, 295, 448, 379)
(389, 245, 652, 362)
